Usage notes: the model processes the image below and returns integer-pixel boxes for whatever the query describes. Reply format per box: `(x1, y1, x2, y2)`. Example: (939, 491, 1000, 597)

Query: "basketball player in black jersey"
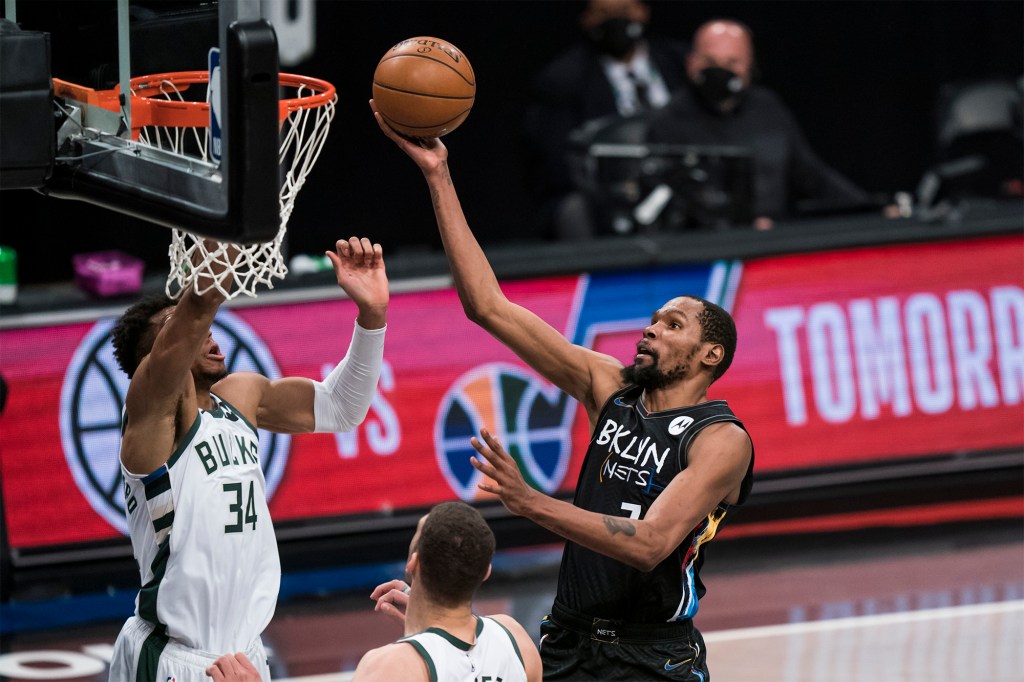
(374, 103, 754, 681)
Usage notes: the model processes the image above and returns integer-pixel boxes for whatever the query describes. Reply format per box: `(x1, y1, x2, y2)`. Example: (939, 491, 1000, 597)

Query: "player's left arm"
(470, 424, 752, 572)
(217, 237, 388, 434)
(352, 644, 429, 682)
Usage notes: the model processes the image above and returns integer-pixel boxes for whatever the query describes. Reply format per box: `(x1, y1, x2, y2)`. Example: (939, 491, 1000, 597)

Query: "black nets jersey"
(554, 384, 754, 623)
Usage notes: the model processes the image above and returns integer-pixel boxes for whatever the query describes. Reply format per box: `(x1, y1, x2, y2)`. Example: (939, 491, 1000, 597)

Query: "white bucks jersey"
(399, 616, 527, 682)
(121, 394, 280, 653)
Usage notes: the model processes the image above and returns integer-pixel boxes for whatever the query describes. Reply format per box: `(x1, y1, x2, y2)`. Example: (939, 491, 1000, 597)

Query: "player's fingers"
(347, 236, 365, 258)
(375, 588, 408, 609)
(359, 238, 374, 265)
(372, 242, 384, 266)
(474, 431, 509, 463)
(370, 579, 407, 600)
(469, 437, 494, 461)
(470, 455, 498, 479)
(478, 481, 499, 495)
(335, 239, 351, 259)
(236, 653, 259, 673)
(369, 100, 402, 141)
(205, 663, 226, 681)
(220, 654, 243, 674)
(478, 428, 508, 456)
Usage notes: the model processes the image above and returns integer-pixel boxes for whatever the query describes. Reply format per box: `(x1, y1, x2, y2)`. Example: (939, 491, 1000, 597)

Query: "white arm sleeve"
(312, 321, 386, 433)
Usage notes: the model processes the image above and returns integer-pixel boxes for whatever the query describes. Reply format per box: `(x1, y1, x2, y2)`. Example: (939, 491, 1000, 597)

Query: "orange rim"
(54, 72, 336, 130)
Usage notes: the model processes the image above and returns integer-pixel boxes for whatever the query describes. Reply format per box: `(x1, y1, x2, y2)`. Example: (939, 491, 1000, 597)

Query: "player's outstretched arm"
(216, 237, 386, 435)
(370, 100, 622, 417)
(121, 240, 233, 475)
(470, 426, 751, 572)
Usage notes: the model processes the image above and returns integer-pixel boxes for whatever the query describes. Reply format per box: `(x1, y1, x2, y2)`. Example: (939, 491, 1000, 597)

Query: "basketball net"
(127, 72, 337, 299)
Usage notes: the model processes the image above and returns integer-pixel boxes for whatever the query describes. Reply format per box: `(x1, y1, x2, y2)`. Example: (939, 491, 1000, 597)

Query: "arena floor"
(1, 520, 1021, 681)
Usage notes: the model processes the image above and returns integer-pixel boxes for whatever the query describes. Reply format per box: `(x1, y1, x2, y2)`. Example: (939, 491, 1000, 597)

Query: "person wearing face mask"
(647, 19, 873, 230)
(523, 0, 690, 240)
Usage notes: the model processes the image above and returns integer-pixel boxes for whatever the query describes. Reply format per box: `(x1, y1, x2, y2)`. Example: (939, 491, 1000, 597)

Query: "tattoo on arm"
(603, 515, 637, 537)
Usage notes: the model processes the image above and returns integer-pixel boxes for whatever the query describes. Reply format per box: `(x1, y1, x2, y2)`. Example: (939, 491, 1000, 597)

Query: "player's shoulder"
(486, 614, 542, 680)
(353, 642, 428, 682)
(211, 371, 267, 401)
(695, 419, 752, 452)
(487, 613, 527, 635)
(585, 353, 629, 412)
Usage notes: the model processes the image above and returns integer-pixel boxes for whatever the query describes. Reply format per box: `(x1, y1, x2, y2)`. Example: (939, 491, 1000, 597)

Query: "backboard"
(0, 1, 281, 243)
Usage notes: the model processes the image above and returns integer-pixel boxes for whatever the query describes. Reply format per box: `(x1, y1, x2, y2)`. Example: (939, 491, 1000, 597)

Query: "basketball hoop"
(124, 71, 337, 299)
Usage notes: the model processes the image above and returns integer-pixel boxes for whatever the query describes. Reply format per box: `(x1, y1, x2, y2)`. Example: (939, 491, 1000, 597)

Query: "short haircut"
(684, 295, 738, 381)
(415, 501, 495, 608)
(111, 293, 176, 378)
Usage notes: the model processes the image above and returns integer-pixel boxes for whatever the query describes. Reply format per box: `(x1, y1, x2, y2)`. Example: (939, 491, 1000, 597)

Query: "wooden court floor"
(1, 520, 1021, 681)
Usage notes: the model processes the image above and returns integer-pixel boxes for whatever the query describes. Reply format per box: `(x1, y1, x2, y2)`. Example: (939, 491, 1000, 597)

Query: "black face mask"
(587, 17, 645, 59)
(691, 66, 747, 114)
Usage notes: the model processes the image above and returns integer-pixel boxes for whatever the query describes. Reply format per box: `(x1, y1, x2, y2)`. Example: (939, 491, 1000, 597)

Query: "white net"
(130, 73, 336, 299)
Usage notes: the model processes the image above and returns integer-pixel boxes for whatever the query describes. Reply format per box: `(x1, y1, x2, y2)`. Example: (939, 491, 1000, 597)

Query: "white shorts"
(108, 616, 271, 682)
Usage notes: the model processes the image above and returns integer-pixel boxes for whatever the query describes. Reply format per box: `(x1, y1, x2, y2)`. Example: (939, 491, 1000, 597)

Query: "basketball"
(372, 36, 475, 138)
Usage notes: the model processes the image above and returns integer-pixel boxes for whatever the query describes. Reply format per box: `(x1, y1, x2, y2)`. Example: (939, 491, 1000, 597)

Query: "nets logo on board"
(59, 310, 290, 535)
(434, 363, 572, 500)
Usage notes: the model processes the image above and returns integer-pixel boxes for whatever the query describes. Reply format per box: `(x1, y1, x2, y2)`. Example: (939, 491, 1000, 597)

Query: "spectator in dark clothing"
(646, 19, 872, 230)
(524, 0, 690, 240)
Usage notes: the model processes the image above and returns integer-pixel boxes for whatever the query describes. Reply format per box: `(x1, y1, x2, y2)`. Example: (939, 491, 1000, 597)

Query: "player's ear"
(483, 564, 492, 583)
(407, 551, 419, 577)
(703, 343, 724, 369)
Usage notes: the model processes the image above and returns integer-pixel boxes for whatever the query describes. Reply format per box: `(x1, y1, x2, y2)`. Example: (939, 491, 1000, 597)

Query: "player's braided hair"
(685, 295, 738, 382)
(111, 293, 176, 378)
(415, 501, 495, 608)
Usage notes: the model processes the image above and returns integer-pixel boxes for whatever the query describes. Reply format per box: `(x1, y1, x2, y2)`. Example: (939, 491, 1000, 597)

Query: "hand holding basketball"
(372, 36, 475, 138)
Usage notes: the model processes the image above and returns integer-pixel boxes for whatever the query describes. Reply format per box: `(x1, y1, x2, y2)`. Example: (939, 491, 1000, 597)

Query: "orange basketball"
(372, 36, 475, 138)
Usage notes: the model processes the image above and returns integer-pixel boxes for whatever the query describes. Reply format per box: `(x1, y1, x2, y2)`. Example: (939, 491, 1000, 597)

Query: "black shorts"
(539, 601, 710, 681)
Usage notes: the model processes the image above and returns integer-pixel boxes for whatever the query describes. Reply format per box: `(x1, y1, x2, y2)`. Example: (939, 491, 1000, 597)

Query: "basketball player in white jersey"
(354, 501, 542, 682)
(108, 237, 389, 682)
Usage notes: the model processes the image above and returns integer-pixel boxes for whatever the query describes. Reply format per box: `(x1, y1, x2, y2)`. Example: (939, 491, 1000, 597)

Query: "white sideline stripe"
(703, 599, 1024, 642)
(269, 601, 1024, 682)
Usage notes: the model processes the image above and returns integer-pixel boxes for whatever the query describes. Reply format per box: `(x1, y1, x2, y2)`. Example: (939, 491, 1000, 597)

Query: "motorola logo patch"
(668, 415, 694, 436)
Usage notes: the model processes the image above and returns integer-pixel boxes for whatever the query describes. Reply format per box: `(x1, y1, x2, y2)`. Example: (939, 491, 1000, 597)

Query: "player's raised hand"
(370, 579, 410, 624)
(370, 99, 448, 174)
(470, 428, 537, 516)
(326, 237, 389, 329)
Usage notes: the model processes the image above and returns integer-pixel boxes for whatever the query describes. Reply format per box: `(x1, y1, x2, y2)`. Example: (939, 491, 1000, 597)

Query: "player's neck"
(404, 595, 478, 642)
(195, 388, 215, 411)
(641, 380, 709, 413)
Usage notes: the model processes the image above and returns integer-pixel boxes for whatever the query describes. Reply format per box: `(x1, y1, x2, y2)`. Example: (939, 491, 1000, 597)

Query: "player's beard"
(197, 367, 229, 390)
(621, 349, 690, 390)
